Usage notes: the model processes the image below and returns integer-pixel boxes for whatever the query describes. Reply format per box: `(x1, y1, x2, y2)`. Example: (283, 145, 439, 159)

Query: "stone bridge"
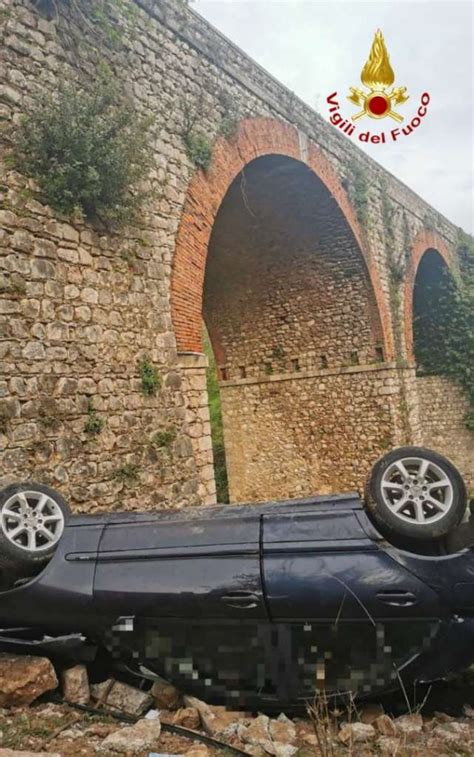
(0, 0, 472, 511)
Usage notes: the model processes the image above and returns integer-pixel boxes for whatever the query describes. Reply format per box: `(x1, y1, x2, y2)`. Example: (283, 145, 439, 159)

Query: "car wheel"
(366, 446, 467, 541)
(0, 483, 70, 570)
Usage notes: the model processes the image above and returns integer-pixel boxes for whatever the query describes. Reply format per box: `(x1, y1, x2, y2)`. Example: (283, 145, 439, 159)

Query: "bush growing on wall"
(184, 132, 213, 171)
(15, 81, 151, 226)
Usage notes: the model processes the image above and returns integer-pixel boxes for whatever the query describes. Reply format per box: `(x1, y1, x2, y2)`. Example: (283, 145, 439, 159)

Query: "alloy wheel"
(380, 457, 454, 525)
(0, 491, 65, 552)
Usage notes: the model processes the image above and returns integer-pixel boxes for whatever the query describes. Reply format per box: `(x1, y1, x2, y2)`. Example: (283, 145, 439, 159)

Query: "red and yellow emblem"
(348, 30, 409, 122)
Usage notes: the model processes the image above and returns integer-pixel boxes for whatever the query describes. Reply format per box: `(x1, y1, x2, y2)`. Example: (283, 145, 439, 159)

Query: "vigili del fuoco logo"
(326, 29, 430, 144)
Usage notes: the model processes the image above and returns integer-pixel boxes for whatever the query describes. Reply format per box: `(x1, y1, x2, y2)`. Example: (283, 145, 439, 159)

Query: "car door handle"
(220, 591, 259, 609)
(376, 590, 418, 607)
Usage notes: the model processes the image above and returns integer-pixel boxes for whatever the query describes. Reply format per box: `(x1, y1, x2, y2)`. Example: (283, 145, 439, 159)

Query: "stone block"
(0, 654, 58, 707)
(62, 664, 90, 705)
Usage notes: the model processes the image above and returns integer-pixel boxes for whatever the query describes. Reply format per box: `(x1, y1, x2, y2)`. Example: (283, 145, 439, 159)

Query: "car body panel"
(2, 492, 474, 705)
(94, 510, 266, 618)
(0, 522, 103, 631)
(262, 509, 443, 620)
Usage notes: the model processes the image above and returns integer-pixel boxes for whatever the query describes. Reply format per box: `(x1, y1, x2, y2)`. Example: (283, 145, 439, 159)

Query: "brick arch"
(171, 117, 393, 359)
(404, 228, 456, 362)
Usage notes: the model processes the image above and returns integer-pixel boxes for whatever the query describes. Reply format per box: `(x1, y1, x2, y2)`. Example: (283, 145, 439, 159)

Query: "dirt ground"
(3, 698, 474, 757)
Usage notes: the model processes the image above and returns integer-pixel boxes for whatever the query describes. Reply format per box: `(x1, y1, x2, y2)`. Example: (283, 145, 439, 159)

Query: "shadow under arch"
(403, 229, 455, 364)
(203, 152, 386, 374)
(171, 117, 392, 362)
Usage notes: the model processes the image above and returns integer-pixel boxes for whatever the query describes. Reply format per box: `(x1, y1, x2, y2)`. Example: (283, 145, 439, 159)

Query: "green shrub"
(32, 0, 139, 46)
(219, 114, 239, 140)
(184, 132, 212, 171)
(84, 399, 104, 435)
(151, 429, 176, 449)
(272, 345, 285, 360)
(15, 80, 151, 225)
(139, 355, 161, 396)
(113, 463, 139, 482)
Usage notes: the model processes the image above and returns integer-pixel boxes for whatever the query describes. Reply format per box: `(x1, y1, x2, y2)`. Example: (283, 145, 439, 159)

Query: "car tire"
(0, 482, 70, 570)
(366, 446, 467, 541)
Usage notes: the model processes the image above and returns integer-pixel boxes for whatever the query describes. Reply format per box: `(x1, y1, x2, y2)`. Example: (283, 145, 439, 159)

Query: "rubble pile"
(1, 653, 474, 756)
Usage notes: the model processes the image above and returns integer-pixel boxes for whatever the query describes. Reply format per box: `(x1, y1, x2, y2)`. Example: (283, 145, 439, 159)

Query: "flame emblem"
(348, 30, 409, 122)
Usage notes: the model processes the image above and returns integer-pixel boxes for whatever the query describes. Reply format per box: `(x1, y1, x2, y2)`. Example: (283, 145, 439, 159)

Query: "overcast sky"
(193, 0, 474, 233)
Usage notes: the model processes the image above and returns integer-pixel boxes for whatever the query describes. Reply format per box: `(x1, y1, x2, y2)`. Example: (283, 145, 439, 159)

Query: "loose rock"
(151, 680, 181, 710)
(243, 747, 266, 757)
(172, 707, 201, 729)
(62, 664, 90, 705)
(269, 716, 296, 744)
(377, 736, 403, 755)
(100, 717, 161, 753)
(338, 722, 376, 744)
(374, 714, 397, 736)
(90, 679, 113, 702)
(34, 704, 66, 720)
(395, 713, 423, 735)
(272, 745, 298, 757)
(0, 752, 61, 757)
(91, 679, 153, 715)
(238, 714, 274, 754)
(183, 695, 244, 736)
(432, 721, 472, 744)
(0, 655, 58, 707)
(185, 748, 210, 757)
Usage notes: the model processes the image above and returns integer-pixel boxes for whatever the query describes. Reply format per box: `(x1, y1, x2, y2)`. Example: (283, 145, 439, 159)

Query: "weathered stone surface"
(90, 680, 152, 715)
(34, 703, 68, 719)
(0, 0, 470, 516)
(183, 695, 244, 736)
(0, 751, 61, 757)
(432, 721, 472, 744)
(272, 745, 298, 757)
(268, 715, 296, 744)
(338, 722, 376, 744)
(100, 717, 161, 753)
(238, 714, 274, 754)
(377, 736, 404, 755)
(0, 655, 58, 707)
(184, 748, 210, 757)
(172, 707, 200, 729)
(235, 714, 298, 757)
(395, 713, 423, 735)
(374, 714, 397, 736)
(151, 680, 181, 710)
(61, 664, 90, 705)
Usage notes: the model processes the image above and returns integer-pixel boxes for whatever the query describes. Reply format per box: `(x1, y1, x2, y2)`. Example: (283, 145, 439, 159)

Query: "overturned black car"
(0, 446, 473, 709)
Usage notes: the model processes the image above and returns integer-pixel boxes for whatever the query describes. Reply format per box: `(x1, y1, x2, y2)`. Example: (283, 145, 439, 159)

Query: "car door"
(94, 507, 270, 705)
(94, 508, 267, 619)
(261, 506, 445, 699)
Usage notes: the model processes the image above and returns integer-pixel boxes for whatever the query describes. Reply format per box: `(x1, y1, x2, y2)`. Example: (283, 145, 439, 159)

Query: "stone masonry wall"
(417, 376, 474, 490)
(0, 0, 471, 509)
(221, 365, 407, 503)
(179, 353, 216, 505)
